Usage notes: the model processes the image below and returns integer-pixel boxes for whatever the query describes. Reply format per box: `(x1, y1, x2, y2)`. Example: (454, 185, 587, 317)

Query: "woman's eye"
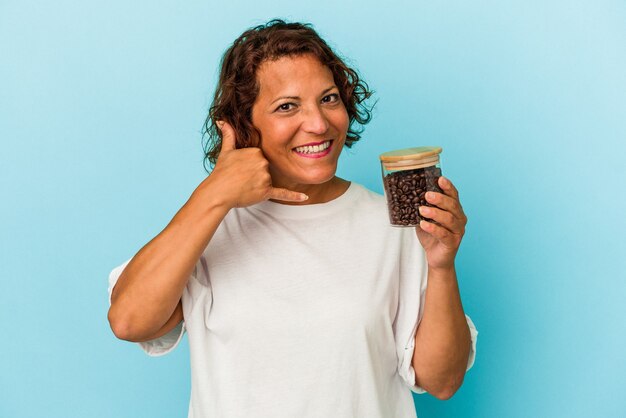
(322, 93, 340, 103)
(276, 94, 339, 112)
(277, 103, 295, 112)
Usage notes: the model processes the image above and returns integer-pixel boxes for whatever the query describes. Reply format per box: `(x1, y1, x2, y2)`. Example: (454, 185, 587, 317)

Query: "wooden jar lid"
(379, 146, 442, 171)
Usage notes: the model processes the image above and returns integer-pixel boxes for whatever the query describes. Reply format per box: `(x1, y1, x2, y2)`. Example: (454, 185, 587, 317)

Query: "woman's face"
(251, 54, 349, 190)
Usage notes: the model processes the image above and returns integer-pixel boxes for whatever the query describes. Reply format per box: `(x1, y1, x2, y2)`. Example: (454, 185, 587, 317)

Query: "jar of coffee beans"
(379, 146, 443, 227)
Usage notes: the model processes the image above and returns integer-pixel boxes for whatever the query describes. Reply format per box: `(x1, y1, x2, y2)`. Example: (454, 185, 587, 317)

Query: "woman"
(108, 19, 477, 418)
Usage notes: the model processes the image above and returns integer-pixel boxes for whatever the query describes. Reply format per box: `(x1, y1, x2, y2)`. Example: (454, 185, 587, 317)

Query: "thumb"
(267, 187, 309, 203)
(217, 120, 237, 152)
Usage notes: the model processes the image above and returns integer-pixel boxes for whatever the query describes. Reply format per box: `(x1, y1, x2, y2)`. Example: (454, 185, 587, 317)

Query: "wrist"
(193, 175, 235, 211)
(184, 180, 232, 223)
(427, 264, 457, 280)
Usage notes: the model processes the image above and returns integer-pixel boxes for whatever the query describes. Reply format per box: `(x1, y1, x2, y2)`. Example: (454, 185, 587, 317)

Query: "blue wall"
(1, 1, 624, 417)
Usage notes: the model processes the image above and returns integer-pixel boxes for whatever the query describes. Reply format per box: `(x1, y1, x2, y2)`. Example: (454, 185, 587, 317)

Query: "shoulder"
(352, 182, 419, 240)
(349, 183, 405, 235)
(350, 183, 389, 217)
(351, 182, 386, 206)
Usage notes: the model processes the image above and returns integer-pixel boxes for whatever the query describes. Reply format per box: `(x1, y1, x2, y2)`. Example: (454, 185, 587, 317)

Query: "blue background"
(1, 1, 625, 417)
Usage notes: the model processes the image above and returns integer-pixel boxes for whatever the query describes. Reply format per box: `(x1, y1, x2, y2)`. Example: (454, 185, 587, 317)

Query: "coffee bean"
(382, 165, 443, 226)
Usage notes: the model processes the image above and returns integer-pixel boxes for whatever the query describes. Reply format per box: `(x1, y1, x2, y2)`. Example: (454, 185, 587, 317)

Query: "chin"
(301, 166, 338, 184)
(271, 158, 339, 186)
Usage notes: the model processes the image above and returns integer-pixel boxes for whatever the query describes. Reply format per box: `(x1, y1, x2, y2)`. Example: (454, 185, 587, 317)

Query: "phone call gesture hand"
(207, 121, 309, 209)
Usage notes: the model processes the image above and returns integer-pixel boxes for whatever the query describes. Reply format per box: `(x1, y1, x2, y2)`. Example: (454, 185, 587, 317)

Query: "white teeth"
(294, 140, 331, 154)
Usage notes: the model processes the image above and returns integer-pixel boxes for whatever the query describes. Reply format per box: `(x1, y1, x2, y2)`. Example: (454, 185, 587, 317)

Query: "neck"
(269, 176, 351, 205)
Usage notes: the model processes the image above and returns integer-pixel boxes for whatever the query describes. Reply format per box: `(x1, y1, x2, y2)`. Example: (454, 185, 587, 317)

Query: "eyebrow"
(270, 86, 337, 105)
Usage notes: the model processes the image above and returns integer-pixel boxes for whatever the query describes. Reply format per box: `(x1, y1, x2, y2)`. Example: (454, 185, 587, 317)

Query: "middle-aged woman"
(108, 19, 478, 418)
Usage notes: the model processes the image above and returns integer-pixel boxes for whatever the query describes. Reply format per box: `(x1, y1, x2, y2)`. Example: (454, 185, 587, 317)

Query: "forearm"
(412, 266, 471, 399)
(108, 178, 230, 340)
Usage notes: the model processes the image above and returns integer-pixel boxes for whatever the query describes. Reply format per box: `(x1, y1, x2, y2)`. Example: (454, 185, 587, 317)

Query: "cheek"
(260, 121, 298, 153)
(335, 113, 350, 139)
(334, 107, 350, 135)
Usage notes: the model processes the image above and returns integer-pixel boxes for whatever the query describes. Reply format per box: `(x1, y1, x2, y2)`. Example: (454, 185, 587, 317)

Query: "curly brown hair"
(201, 18, 375, 173)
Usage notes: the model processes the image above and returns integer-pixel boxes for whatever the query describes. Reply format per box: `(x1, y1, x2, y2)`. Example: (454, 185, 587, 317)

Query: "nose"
(301, 105, 329, 136)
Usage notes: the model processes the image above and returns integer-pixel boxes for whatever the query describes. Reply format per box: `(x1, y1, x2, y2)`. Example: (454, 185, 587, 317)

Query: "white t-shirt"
(108, 182, 478, 418)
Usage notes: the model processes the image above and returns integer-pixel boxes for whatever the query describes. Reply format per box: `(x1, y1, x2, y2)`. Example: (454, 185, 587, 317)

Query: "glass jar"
(379, 146, 443, 227)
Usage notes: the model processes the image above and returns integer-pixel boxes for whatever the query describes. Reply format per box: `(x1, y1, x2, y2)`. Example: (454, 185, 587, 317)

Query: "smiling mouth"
(292, 140, 333, 155)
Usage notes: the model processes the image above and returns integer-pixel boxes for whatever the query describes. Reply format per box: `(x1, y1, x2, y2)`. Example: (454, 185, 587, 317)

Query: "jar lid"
(379, 146, 442, 171)
(379, 146, 442, 162)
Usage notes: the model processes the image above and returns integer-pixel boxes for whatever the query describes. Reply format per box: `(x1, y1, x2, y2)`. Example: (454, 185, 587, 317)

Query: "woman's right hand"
(197, 121, 308, 210)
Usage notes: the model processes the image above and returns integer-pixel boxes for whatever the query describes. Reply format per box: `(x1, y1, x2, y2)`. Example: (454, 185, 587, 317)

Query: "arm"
(108, 121, 307, 343)
(107, 182, 230, 342)
(412, 267, 471, 399)
(135, 299, 184, 342)
(411, 176, 472, 399)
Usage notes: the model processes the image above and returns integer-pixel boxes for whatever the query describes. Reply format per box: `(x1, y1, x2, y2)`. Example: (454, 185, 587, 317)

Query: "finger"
(217, 120, 237, 152)
(419, 219, 462, 248)
(267, 187, 309, 202)
(418, 205, 465, 235)
(424, 191, 466, 221)
(438, 176, 459, 200)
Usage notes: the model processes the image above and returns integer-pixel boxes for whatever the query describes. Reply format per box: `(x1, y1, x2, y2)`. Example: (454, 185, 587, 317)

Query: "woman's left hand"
(415, 176, 467, 271)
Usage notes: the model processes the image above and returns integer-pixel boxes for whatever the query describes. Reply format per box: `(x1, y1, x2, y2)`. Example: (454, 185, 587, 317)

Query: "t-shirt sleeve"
(107, 257, 188, 357)
(393, 228, 479, 394)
